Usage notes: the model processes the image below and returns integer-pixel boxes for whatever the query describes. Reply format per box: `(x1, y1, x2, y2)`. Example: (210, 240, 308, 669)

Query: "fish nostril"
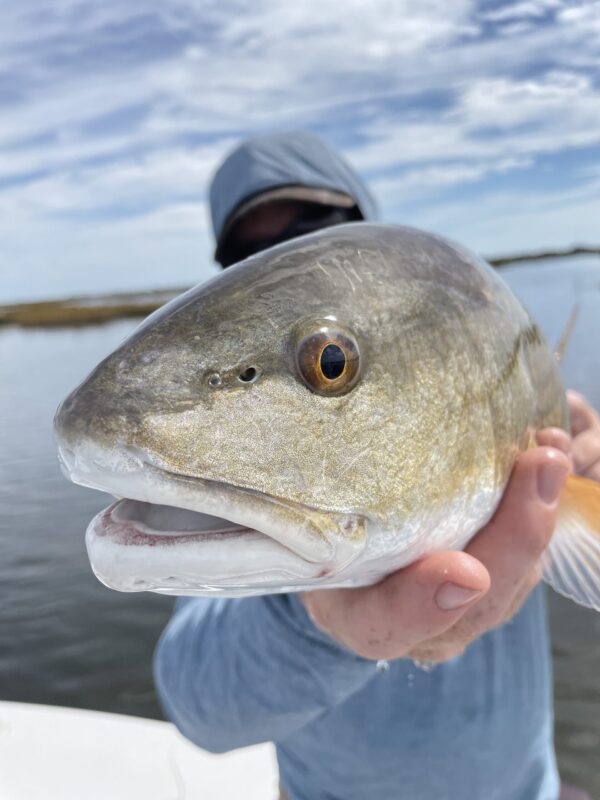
(238, 366, 259, 384)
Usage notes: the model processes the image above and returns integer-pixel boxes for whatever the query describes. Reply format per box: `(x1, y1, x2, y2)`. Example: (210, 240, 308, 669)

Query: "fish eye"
(295, 324, 360, 396)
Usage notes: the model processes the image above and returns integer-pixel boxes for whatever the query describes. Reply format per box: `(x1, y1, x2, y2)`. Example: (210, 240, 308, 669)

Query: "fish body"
(54, 224, 600, 607)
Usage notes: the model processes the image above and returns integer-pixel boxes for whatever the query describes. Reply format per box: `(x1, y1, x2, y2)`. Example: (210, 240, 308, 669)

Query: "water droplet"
(412, 658, 436, 673)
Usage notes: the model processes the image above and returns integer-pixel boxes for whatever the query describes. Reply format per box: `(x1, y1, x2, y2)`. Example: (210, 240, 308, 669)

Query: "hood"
(209, 130, 378, 258)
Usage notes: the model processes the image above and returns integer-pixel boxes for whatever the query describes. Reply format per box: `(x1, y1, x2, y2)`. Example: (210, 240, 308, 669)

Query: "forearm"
(154, 593, 376, 752)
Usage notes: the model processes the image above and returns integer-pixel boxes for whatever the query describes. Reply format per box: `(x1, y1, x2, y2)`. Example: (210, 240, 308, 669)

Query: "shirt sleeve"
(153, 593, 378, 752)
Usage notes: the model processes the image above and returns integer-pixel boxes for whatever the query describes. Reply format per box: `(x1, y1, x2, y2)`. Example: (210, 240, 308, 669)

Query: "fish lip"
(86, 502, 339, 596)
(57, 439, 340, 517)
(142, 464, 356, 531)
(58, 438, 367, 568)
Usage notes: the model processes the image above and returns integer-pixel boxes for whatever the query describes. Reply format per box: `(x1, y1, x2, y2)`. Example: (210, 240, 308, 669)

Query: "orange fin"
(542, 474, 600, 611)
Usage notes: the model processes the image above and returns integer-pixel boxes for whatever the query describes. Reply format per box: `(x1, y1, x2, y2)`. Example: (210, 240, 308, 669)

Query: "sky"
(1, 0, 599, 303)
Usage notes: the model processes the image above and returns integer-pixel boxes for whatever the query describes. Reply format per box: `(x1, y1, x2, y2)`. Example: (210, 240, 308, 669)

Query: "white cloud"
(0, 0, 598, 302)
(348, 70, 600, 183)
(0, 142, 231, 217)
(370, 157, 533, 205)
(481, 0, 562, 23)
(461, 71, 591, 128)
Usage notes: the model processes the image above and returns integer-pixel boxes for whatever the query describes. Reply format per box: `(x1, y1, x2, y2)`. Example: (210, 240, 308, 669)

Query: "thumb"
(319, 551, 490, 660)
(567, 390, 600, 436)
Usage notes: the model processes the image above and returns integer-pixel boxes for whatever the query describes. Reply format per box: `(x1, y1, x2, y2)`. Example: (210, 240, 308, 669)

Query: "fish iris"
(294, 322, 361, 396)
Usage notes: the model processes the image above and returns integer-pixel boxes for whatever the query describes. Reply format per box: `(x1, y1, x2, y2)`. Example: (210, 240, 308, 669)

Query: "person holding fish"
(145, 133, 600, 800)
(55, 132, 600, 800)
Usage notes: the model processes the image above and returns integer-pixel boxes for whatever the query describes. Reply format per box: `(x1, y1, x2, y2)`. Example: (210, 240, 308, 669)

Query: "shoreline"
(2, 246, 598, 328)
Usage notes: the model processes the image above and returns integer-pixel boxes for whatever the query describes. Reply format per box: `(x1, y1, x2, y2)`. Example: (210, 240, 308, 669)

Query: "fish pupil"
(320, 344, 346, 380)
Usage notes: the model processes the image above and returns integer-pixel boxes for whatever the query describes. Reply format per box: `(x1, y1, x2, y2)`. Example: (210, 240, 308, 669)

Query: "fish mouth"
(57, 440, 367, 597)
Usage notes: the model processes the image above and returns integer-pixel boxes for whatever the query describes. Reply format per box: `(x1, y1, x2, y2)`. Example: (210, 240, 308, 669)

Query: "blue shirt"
(154, 586, 559, 799)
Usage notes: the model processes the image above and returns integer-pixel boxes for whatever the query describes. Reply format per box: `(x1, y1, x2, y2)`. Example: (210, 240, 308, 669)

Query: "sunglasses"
(220, 204, 361, 268)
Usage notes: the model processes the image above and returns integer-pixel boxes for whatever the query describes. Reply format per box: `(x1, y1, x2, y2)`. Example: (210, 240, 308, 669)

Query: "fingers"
(302, 550, 490, 660)
(305, 445, 571, 664)
(410, 446, 570, 660)
(536, 427, 572, 458)
(567, 390, 600, 437)
(503, 560, 544, 621)
(571, 428, 600, 481)
(465, 447, 569, 603)
(565, 391, 600, 480)
(409, 561, 544, 663)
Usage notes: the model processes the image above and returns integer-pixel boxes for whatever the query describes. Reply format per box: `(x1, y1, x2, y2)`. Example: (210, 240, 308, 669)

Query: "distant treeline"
(487, 245, 600, 268)
(2, 245, 599, 328)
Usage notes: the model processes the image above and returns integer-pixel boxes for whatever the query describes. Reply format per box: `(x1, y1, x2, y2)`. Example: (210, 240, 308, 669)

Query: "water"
(496, 257, 600, 798)
(1, 257, 599, 795)
(0, 321, 173, 718)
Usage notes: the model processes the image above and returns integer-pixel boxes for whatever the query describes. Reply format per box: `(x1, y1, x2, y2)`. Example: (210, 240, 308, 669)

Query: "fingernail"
(435, 583, 482, 611)
(537, 459, 569, 504)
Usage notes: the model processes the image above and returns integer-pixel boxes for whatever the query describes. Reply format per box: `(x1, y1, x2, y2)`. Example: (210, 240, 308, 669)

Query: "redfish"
(54, 224, 600, 608)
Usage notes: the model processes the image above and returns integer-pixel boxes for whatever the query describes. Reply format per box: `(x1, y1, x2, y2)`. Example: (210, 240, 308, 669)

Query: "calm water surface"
(1, 258, 599, 795)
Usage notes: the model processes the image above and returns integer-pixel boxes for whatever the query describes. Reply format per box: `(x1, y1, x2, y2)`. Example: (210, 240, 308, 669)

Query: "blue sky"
(1, 0, 599, 302)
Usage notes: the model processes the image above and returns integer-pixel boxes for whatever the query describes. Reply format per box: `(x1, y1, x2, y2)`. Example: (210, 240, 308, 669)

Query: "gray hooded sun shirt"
(209, 130, 378, 251)
(154, 131, 558, 800)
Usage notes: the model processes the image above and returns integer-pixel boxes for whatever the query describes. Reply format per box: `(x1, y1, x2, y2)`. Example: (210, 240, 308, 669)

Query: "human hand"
(567, 390, 600, 482)
(301, 440, 571, 663)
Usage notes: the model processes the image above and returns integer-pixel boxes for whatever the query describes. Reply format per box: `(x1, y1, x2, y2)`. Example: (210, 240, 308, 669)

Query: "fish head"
(55, 224, 527, 596)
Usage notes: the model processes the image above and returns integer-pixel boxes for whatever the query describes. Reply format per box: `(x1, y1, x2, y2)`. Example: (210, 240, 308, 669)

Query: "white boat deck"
(0, 702, 278, 799)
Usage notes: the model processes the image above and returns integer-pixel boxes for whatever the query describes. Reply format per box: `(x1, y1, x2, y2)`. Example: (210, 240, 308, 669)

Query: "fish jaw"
(87, 502, 335, 596)
(57, 438, 368, 596)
